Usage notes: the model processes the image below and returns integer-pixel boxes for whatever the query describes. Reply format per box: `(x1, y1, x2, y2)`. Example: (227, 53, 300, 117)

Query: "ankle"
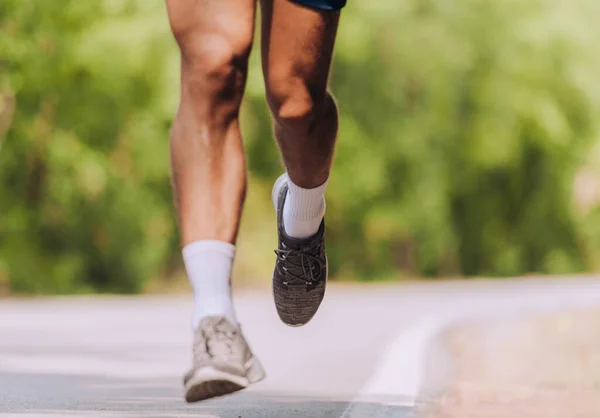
(183, 240, 238, 328)
(282, 176, 327, 239)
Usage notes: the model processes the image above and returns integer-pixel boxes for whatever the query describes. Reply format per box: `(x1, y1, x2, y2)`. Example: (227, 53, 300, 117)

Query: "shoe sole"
(271, 173, 328, 328)
(184, 356, 266, 403)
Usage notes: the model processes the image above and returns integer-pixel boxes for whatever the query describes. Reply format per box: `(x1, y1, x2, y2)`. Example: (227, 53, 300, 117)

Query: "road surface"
(2, 277, 600, 417)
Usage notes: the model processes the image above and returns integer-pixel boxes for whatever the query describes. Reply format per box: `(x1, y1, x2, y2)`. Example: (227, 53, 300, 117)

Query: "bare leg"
(166, 0, 256, 246)
(262, 0, 341, 327)
(260, 0, 340, 189)
(165, 0, 266, 403)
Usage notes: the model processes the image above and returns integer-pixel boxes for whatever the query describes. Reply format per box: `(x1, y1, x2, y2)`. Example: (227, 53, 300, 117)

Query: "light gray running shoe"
(183, 316, 265, 403)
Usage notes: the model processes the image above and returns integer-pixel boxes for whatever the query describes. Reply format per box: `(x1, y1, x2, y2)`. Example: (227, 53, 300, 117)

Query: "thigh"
(165, 0, 256, 60)
(259, 0, 341, 99)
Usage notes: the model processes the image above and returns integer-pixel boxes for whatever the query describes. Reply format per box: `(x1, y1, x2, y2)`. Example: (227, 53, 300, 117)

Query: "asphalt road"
(2, 277, 600, 418)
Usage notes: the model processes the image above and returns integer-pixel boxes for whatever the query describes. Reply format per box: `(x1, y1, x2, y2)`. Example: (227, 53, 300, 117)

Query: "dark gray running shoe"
(184, 316, 265, 403)
(271, 174, 328, 327)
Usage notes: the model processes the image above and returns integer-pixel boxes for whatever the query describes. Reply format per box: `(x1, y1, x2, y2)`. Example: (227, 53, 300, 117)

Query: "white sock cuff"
(286, 178, 328, 221)
(183, 240, 235, 261)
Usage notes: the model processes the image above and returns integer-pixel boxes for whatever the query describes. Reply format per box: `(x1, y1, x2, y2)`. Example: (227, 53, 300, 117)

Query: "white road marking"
(339, 315, 454, 417)
(341, 278, 600, 417)
(354, 317, 446, 406)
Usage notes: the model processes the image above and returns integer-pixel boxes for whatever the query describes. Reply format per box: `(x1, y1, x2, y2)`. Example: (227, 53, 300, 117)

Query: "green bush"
(1, 0, 600, 294)
(243, 0, 600, 279)
(0, 0, 177, 293)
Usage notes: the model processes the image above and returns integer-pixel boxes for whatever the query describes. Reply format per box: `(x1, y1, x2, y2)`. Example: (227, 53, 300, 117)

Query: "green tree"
(2, 0, 600, 294)
(0, 0, 177, 293)
(244, 0, 600, 279)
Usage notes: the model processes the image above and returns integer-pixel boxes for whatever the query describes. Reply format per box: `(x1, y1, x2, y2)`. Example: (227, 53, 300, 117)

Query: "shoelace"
(193, 325, 236, 364)
(274, 242, 325, 288)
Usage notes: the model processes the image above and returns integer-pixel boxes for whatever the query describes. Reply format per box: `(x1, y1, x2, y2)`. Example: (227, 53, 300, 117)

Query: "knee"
(266, 76, 326, 135)
(175, 30, 252, 104)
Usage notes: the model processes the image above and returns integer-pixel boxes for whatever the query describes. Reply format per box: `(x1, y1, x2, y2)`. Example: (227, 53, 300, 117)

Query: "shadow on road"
(1, 373, 414, 417)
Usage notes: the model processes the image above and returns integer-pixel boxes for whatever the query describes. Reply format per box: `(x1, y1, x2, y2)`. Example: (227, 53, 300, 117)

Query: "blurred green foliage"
(2, 0, 600, 293)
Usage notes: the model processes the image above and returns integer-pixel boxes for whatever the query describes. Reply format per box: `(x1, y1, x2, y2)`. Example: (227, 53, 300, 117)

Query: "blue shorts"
(291, 0, 346, 11)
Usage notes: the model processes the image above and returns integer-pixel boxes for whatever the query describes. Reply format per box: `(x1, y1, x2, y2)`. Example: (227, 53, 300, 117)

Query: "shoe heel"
(246, 356, 266, 384)
(272, 173, 288, 212)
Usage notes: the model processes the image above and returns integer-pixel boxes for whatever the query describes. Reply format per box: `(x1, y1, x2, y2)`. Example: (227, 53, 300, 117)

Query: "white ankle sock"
(183, 240, 237, 328)
(283, 177, 327, 239)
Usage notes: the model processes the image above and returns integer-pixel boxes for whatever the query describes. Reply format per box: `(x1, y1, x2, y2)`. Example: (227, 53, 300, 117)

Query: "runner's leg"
(165, 0, 265, 402)
(260, 0, 343, 326)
